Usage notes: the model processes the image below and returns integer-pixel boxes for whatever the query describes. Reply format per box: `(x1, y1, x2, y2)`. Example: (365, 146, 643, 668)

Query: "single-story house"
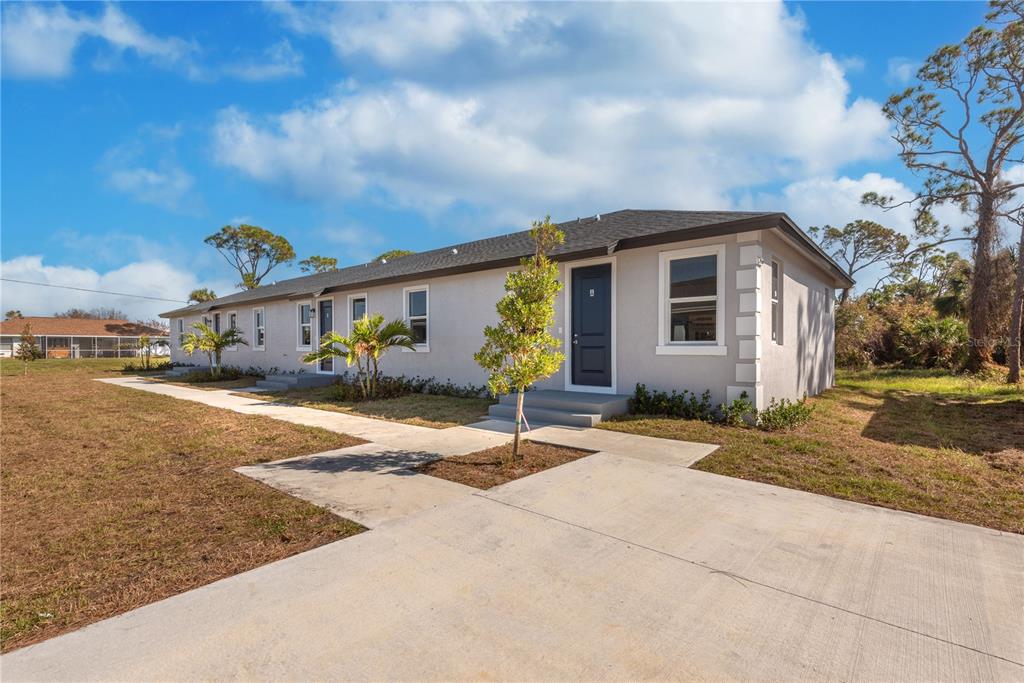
(162, 210, 853, 414)
(0, 317, 170, 359)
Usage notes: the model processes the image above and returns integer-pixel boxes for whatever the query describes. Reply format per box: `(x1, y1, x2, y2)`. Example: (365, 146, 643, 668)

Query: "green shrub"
(122, 359, 171, 372)
(180, 366, 247, 383)
(756, 396, 813, 431)
(328, 374, 488, 403)
(719, 392, 756, 426)
(629, 383, 714, 420)
(896, 316, 968, 370)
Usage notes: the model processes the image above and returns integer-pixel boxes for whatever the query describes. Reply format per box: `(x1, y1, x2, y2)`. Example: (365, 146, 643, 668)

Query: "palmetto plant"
(303, 313, 415, 398)
(181, 322, 247, 378)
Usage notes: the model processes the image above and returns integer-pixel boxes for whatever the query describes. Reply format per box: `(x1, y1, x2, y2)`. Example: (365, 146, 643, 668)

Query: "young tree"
(873, 0, 1024, 370)
(299, 255, 339, 273)
(15, 323, 40, 374)
(136, 335, 167, 370)
(180, 323, 247, 378)
(475, 217, 565, 464)
(303, 314, 415, 398)
(5, 310, 23, 320)
(204, 224, 295, 290)
(374, 249, 415, 263)
(188, 288, 217, 303)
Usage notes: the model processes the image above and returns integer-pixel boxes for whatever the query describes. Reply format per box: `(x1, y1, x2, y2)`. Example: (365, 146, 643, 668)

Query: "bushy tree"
(188, 288, 217, 303)
(204, 224, 295, 290)
(475, 217, 565, 464)
(15, 323, 40, 374)
(375, 249, 415, 263)
(55, 307, 128, 319)
(180, 323, 247, 378)
(299, 255, 338, 273)
(5, 310, 23, 320)
(303, 314, 415, 398)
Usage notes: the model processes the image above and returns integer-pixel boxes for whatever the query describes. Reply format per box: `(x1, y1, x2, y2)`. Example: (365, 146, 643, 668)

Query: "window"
(349, 295, 367, 333)
(297, 303, 312, 348)
(657, 245, 725, 355)
(227, 312, 238, 350)
(202, 315, 211, 329)
(213, 313, 221, 334)
(253, 308, 266, 350)
(771, 260, 782, 343)
(177, 319, 184, 346)
(404, 286, 428, 347)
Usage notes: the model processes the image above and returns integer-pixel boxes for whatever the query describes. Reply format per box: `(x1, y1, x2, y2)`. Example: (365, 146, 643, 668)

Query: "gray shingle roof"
(162, 209, 848, 317)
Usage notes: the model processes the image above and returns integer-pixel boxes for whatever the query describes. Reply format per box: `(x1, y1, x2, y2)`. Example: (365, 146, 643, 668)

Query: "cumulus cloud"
(1, 3, 195, 78)
(98, 135, 205, 215)
(222, 39, 304, 82)
(0, 256, 232, 321)
(885, 57, 918, 86)
(219, 2, 890, 232)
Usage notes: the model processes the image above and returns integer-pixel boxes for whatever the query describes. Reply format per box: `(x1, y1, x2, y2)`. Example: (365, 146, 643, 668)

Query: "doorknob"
(572, 333, 578, 345)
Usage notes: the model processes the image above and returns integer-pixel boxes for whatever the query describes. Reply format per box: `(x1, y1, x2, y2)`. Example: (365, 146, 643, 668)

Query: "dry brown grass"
(417, 440, 593, 489)
(600, 370, 1024, 534)
(0, 359, 365, 651)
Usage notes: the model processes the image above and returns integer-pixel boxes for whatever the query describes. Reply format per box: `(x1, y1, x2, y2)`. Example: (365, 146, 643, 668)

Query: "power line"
(0, 278, 188, 303)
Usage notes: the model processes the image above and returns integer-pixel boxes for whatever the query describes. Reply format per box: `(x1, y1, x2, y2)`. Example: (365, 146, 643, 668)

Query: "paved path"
(6, 448, 1022, 681)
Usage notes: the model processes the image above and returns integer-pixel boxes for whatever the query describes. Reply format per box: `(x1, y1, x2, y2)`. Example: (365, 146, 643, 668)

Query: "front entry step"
(487, 389, 631, 427)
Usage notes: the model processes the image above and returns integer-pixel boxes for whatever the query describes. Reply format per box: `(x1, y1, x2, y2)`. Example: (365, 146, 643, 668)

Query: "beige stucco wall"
(169, 229, 837, 404)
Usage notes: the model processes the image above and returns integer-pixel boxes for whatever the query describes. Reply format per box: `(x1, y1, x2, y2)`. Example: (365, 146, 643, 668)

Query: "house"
(0, 317, 170, 359)
(161, 210, 853, 420)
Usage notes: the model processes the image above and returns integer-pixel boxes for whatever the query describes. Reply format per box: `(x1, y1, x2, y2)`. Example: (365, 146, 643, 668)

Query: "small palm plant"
(303, 313, 415, 398)
(181, 322, 247, 378)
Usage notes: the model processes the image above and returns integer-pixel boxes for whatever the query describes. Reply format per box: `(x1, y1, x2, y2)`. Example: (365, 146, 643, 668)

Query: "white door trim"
(314, 295, 335, 374)
(563, 255, 617, 394)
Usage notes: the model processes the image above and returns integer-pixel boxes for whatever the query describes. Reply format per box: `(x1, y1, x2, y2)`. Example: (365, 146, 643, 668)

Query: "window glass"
(771, 261, 780, 300)
(408, 290, 427, 317)
(298, 304, 311, 346)
(771, 260, 781, 343)
(410, 319, 427, 344)
(669, 255, 717, 298)
(254, 309, 265, 347)
(229, 313, 237, 330)
(351, 297, 366, 322)
(406, 289, 428, 345)
(213, 313, 221, 333)
(670, 301, 717, 342)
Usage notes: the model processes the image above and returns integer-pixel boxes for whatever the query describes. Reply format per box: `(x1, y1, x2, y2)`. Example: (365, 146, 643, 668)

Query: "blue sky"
(0, 1, 988, 319)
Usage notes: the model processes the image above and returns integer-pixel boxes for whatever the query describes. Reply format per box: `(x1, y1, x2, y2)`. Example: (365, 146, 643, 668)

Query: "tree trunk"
(967, 194, 998, 372)
(511, 388, 525, 465)
(840, 287, 850, 304)
(1008, 224, 1024, 384)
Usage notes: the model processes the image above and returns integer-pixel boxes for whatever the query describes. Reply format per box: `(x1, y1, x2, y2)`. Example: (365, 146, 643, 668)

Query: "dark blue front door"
(571, 264, 612, 387)
(318, 299, 333, 372)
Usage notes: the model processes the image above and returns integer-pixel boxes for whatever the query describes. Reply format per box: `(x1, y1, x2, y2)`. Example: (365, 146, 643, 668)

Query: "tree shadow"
(253, 448, 444, 476)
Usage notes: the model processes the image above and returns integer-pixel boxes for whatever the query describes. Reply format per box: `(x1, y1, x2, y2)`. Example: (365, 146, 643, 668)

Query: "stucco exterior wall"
(169, 229, 837, 404)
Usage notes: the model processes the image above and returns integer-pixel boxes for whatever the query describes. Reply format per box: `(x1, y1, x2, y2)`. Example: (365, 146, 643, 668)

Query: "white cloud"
(322, 225, 385, 263)
(222, 39, 304, 82)
(1, 3, 194, 79)
(0, 256, 232, 321)
(885, 57, 918, 86)
(98, 137, 204, 215)
(221, 2, 890, 232)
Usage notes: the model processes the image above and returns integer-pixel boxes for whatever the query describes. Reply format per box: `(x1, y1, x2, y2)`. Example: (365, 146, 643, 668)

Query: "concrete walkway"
(6, 448, 1022, 681)
(97, 377, 716, 527)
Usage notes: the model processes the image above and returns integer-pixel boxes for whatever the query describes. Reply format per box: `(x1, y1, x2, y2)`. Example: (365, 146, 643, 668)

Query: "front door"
(317, 299, 333, 373)
(571, 263, 612, 387)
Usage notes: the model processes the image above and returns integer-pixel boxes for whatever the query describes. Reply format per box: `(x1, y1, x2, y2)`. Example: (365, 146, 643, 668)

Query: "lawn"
(234, 385, 495, 429)
(600, 369, 1023, 534)
(417, 440, 593, 489)
(0, 358, 364, 651)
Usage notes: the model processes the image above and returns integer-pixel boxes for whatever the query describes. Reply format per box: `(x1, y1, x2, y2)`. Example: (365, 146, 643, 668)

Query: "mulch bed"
(416, 440, 593, 489)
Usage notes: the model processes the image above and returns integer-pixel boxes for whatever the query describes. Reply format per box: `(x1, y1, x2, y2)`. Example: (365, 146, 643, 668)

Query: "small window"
(213, 313, 221, 334)
(663, 251, 719, 343)
(771, 260, 782, 343)
(253, 308, 266, 349)
(405, 287, 428, 346)
(297, 303, 312, 347)
(228, 312, 237, 331)
(202, 315, 211, 329)
(177, 319, 184, 346)
(351, 296, 366, 326)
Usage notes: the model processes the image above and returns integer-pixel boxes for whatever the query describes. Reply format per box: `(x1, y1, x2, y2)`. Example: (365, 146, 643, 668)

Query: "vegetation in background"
(298, 255, 338, 273)
(4, 310, 23, 320)
(135, 334, 168, 370)
(303, 313, 415, 399)
(204, 224, 296, 290)
(14, 323, 40, 373)
(475, 216, 565, 464)
(54, 307, 129, 320)
(180, 322, 247, 379)
(375, 249, 416, 263)
(187, 287, 217, 303)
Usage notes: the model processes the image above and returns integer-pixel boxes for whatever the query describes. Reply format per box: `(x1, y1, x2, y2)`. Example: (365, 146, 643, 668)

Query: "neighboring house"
(162, 210, 853, 409)
(0, 317, 169, 359)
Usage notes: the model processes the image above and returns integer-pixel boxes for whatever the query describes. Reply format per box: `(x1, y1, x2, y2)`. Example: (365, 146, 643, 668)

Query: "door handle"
(572, 333, 578, 345)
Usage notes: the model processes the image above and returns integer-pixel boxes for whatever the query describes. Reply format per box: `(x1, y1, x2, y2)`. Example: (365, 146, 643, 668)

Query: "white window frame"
(253, 307, 266, 351)
(296, 301, 313, 351)
(403, 285, 429, 352)
(656, 244, 727, 356)
(347, 293, 368, 335)
(226, 311, 238, 351)
(177, 319, 185, 347)
(771, 259, 783, 344)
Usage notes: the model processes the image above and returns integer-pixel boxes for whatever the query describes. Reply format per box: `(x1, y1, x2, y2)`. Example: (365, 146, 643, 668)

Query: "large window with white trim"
(658, 245, 725, 350)
(404, 286, 428, 347)
(297, 303, 312, 348)
(253, 307, 266, 350)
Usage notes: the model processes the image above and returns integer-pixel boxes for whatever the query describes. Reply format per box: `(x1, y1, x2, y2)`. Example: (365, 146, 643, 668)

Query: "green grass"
(600, 369, 1024, 533)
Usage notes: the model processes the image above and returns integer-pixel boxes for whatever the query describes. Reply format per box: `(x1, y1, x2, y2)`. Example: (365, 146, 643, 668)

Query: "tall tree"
(299, 255, 339, 273)
(5, 310, 23, 320)
(873, 0, 1024, 370)
(810, 220, 911, 302)
(375, 249, 415, 263)
(204, 224, 295, 290)
(188, 288, 217, 303)
(15, 323, 39, 374)
(474, 217, 565, 464)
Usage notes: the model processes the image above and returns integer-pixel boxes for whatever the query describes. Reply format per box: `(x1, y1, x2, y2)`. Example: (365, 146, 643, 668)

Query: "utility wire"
(0, 278, 188, 303)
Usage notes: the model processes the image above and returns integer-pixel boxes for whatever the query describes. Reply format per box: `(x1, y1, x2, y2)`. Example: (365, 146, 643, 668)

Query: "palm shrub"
(180, 322, 247, 378)
(303, 314, 415, 399)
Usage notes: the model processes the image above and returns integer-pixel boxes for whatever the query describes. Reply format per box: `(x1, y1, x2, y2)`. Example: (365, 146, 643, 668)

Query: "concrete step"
(255, 380, 293, 392)
(264, 374, 336, 389)
(498, 390, 630, 420)
(487, 403, 601, 428)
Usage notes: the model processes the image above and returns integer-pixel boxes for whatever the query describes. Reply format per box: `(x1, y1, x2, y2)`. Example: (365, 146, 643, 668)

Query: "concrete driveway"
(5, 445, 1022, 681)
